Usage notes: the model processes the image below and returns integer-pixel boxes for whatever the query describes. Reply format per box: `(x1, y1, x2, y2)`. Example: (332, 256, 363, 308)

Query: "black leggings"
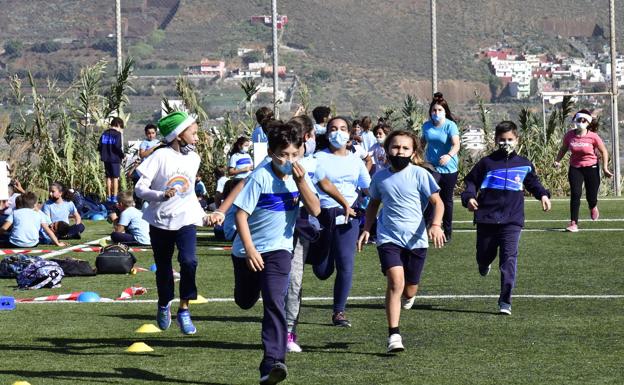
(568, 164, 600, 223)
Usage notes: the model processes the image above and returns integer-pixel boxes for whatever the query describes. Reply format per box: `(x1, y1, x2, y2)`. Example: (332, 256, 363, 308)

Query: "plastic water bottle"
(0, 296, 15, 311)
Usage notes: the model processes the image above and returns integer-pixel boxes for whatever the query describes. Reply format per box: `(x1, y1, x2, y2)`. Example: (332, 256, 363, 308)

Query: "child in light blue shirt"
(358, 130, 445, 353)
(1, 192, 65, 248)
(42, 182, 85, 239)
(231, 121, 320, 385)
(109, 192, 150, 245)
(228, 136, 253, 179)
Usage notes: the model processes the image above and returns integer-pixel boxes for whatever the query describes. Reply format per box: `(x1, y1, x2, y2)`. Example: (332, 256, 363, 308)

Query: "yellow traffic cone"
(12, 381, 32, 385)
(190, 295, 208, 304)
(134, 324, 162, 333)
(125, 342, 154, 353)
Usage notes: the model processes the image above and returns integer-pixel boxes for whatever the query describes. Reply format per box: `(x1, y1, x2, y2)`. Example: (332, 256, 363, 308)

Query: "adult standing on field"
(98, 117, 125, 203)
(421, 92, 460, 242)
(554, 109, 613, 232)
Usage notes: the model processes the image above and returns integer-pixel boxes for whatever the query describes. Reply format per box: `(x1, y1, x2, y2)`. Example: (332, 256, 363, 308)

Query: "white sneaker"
(286, 332, 302, 353)
(401, 296, 415, 310)
(387, 333, 405, 353)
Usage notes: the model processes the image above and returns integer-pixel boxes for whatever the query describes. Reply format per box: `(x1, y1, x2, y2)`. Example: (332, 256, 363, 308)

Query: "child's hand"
(357, 230, 369, 252)
(205, 211, 225, 226)
(603, 167, 613, 178)
(428, 225, 446, 248)
(342, 204, 356, 224)
(56, 241, 67, 247)
(292, 161, 306, 182)
(467, 198, 479, 211)
(438, 154, 451, 166)
(246, 249, 264, 272)
(541, 196, 552, 212)
(163, 187, 177, 200)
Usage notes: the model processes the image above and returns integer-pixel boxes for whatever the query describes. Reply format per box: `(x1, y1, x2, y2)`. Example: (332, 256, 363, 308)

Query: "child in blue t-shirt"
(231, 121, 320, 385)
(1, 192, 65, 248)
(109, 191, 150, 245)
(42, 182, 85, 240)
(228, 136, 253, 179)
(357, 130, 445, 353)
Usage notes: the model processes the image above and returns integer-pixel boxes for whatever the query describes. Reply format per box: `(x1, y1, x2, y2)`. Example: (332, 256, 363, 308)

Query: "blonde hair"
(117, 191, 135, 206)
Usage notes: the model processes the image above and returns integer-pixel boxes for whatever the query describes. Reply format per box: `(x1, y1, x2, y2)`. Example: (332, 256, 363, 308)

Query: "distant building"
(250, 15, 289, 29)
(185, 59, 226, 78)
(461, 127, 485, 151)
(262, 65, 287, 77)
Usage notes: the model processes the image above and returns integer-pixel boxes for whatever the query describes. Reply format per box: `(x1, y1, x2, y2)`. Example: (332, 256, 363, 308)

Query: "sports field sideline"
(1, 199, 622, 385)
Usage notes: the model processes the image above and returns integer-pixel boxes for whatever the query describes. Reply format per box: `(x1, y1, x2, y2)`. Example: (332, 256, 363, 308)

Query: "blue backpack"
(0, 255, 42, 278)
(16, 260, 64, 290)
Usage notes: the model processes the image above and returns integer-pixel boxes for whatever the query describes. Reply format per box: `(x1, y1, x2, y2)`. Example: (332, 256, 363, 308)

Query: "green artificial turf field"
(1, 199, 622, 385)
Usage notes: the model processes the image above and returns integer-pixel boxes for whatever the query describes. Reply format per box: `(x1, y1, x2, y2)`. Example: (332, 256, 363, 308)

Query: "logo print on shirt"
(480, 166, 531, 192)
(166, 176, 190, 195)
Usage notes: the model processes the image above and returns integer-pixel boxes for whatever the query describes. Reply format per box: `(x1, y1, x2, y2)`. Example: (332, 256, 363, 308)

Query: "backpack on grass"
(16, 260, 64, 290)
(0, 255, 42, 278)
(95, 244, 136, 274)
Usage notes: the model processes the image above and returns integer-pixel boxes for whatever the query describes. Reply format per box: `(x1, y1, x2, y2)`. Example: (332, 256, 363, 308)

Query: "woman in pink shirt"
(554, 109, 613, 232)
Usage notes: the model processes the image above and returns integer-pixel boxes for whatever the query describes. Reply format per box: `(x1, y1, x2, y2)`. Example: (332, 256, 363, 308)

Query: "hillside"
(1, 0, 624, 117)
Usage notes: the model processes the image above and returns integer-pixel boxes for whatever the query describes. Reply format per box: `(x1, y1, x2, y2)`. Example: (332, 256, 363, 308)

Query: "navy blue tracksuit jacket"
(460, 150, 550, 226)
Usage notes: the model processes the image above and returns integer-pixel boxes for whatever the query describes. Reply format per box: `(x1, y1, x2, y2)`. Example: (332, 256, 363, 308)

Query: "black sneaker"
(332, 311, 351, 327)
(259, 362, 288, 385)
(444, 231, 452, 243)
(478, 264, 491, 277)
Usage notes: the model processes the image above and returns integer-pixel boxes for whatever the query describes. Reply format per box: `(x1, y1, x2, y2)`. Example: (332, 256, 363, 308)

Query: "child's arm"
(357, 198, 381, 251)
(595, 139, 613, 177)
(460, 160, 484, 210)
(207, 179, 246, 226)
(292, 162, 321, 217)
(553, 140, 569, 167)
(427, 192, 446, 247)
(42, 223, 66, 247)
(317, 177, 356, 221)
(0, 220, 10, 234)
(135, 174, 170, 202)
(71, 206, 82, 225)
(235, 208, 264, 272)
(524, 164, 552, 212)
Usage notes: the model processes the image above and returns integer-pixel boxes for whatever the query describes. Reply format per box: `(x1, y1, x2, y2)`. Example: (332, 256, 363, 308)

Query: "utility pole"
(116, 0, 122, 76)
(430, 0, 437, 95)
(271, 0, 280, 119)
(609, 0, 621, 195)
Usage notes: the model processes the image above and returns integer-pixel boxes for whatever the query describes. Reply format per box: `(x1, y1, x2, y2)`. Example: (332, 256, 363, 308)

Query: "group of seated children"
(0, 192, 66, 248)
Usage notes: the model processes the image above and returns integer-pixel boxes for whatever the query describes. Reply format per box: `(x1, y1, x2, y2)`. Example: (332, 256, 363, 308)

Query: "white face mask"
(575, 122, 589, 131)
(241, 145, 251, 153)
(376, 136, 385, 144)
(328, 130, 350, 149)
(497, 138, 516, 155)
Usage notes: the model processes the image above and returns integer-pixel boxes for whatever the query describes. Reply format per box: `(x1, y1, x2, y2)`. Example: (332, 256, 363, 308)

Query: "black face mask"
(388, 155, 412, 171)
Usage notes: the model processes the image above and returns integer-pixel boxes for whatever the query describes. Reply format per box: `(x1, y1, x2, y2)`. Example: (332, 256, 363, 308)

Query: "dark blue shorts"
(104, 162, 121, 178)
(377, 243, 427, 284)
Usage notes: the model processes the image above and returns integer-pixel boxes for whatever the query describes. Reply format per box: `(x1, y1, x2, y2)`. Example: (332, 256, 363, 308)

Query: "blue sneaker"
(259, 362, 288, 385)
(156, 302, 171, 330)
(176, 309, 197, 335)
(498, 302, 512, 315)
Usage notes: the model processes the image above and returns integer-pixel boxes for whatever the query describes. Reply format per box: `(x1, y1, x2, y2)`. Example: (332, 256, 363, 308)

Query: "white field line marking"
(197, 232, 215, 236)
(454, 218, 624, 223)
(453, 228, 624, 232)
(41, 236, 110, 259)
(16, 294, 624, 305)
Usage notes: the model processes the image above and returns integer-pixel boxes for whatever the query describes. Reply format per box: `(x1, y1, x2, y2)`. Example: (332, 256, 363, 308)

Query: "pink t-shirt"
(563, 130, 604, 168)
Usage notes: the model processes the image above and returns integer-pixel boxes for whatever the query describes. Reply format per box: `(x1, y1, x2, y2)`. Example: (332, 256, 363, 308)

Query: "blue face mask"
(304, 138, 316, 156)
(274, 159, 293, 175)
(328, 130, 350, 149)
(431, 110, 445, 123)
(315, 124, 327, 135)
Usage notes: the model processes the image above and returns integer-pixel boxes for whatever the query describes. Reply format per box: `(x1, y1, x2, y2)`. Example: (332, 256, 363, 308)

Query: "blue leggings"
(150, 225, 198, 306)
(312, 218, 360, 313)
